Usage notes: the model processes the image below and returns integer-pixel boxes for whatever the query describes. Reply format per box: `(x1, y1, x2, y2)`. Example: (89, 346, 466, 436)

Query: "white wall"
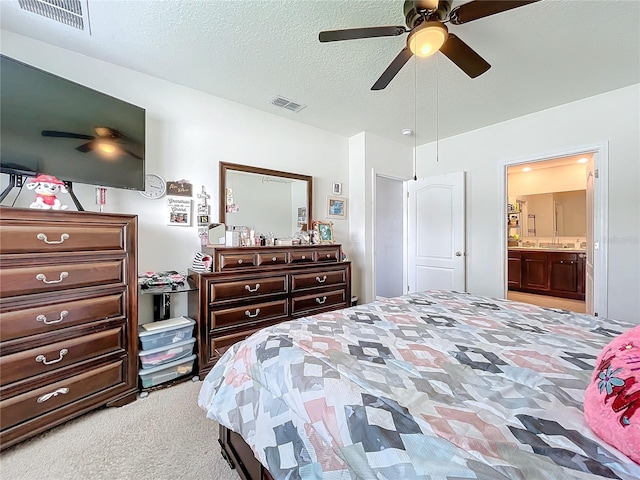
(349, 132, 413, 303)
(416, 84, 640, 323)
(1, 31, 350, 319)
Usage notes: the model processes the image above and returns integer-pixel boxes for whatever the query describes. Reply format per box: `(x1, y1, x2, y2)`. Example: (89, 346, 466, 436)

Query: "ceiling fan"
(319, 0, 540, 90)
(41, 127, 143, 160)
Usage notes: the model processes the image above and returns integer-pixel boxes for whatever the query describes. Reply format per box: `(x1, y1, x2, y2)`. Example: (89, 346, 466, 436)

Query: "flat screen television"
(1, 55, 145, 191)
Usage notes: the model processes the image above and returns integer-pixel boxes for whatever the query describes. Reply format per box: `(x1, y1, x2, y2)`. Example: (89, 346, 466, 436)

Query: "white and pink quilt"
(199, 290, 640, 479)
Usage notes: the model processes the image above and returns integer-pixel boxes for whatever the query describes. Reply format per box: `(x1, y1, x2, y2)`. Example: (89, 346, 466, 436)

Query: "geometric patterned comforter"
(199, 290, 640, 479)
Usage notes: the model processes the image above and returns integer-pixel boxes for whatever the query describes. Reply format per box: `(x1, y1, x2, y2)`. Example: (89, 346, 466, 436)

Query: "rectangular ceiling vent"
(18, 0, 90, 32)
(270, 96, 306, 113)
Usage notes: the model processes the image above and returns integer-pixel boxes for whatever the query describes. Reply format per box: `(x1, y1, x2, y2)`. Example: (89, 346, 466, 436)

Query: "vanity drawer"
(291, 269, 346, 292)
(289, 250, 315, 263)
(218, 253, 256, 270)
(314, 247, 340, 262)
(0, 223, 125, 255)
(0, 327, 125, 385)
(209, 299, 288, 331)
(0, 260, 125, 297)
(291, 289, 347, 316)
(208, 275, 288, 303)
(256, 251, 288, 266)
(0, 292, 126, 343)
(0, 360, 125, 431)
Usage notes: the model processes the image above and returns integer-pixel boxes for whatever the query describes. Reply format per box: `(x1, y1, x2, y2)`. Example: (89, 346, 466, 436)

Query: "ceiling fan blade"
(75, 141, 94, 153)
(449, 0, 540, 25)
(41, 130, 94, 140)
(439, 34, 491, 78)
(371, 47, 413, 91)
(122, 148, 143, 160)
(319, 26, 407, 42)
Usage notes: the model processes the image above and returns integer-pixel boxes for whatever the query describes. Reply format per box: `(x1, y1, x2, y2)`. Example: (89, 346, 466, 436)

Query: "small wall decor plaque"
(167, 180, 193, 197)
(167, 197, 192, 226)
(326, 195, 347, 220)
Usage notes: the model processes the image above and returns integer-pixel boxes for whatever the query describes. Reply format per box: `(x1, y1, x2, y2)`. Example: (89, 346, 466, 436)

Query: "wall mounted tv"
(1, 55, 145, 191)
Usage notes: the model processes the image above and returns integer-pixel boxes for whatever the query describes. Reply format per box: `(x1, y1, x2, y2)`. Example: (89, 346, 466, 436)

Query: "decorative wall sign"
(167, 197, 192, 226)
(167, 180, 193, 197)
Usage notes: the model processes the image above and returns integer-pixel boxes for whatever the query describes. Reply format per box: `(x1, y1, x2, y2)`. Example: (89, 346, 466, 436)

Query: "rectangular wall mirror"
(220, 162, 312, 239)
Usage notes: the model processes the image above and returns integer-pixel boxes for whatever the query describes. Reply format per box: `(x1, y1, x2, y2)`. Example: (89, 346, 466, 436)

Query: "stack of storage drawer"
(137, 317, 197, 390)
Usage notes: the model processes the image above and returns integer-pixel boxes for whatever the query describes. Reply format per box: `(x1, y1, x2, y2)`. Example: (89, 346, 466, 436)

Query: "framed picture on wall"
(326, 195, 347, 220)
(332, 182, 342, 195)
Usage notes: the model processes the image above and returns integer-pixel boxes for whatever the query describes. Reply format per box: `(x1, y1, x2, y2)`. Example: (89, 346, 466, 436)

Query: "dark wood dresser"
(0, 207, 138, 450)
(188, 244, 351, 379)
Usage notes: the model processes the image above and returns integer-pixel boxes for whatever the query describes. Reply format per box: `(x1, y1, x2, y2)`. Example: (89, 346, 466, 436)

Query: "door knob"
(455, 251, 462, 257)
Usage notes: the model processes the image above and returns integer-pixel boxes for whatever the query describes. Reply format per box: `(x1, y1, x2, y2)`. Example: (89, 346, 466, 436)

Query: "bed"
(199, 290, 640, 480)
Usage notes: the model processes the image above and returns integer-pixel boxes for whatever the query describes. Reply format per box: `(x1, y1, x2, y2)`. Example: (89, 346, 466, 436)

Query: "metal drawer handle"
(326, 254, 331, 258)
(237, 259, 243, 264)
(36, 233, 69, 245)
(245, 283, 261, 292)
(36, 348, 69, 365)
(37, 310, 69, 325)
(316, 275, 327, 284)
(272, 257, 277, 261)
(36, 272, 69, 284)
(37, 387, 69, 403)
(244, 308, 261, 318)
(316, 296, 327, 304)
(301, 255, 306, 260)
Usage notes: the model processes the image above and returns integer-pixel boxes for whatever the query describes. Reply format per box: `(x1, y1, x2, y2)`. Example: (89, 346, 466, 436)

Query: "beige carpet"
(0, 380, 240, 480)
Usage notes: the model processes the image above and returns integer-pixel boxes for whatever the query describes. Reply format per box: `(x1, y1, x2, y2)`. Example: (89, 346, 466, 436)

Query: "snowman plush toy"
(27, 174, 69, 210)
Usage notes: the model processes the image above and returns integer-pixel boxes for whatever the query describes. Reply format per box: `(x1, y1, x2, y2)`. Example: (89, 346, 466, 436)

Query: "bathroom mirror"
(522, 190, 587, 237)
(219, 162, 312, 239)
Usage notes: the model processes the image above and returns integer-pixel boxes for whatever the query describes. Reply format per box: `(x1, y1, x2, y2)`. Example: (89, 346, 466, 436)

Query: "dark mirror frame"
(219, 161, 313, 233)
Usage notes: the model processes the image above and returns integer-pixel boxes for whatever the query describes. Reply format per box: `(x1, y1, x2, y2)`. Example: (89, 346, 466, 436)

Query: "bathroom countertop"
(508, 246, 586, 253)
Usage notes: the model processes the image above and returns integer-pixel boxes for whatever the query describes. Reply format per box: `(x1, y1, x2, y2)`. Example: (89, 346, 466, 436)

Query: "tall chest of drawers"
(0, 207, 138, 450)
(188, 244, 351, 379)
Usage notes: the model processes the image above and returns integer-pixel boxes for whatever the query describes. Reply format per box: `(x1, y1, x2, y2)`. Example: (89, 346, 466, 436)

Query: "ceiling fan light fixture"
(408, 21, 448, 57)
(97, 140, 117, 155)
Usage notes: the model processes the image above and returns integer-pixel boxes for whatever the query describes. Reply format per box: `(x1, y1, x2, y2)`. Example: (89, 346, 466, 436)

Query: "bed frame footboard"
(218, 425, 274, 480)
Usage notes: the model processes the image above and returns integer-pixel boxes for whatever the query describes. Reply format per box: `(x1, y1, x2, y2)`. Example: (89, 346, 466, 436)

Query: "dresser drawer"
(208, 323, 280, 360)
(0, 360, 125, 431)
(256, 251, 288, 266)
(314, 247, 340, 262)
(289, 250, 315, 263)
(218, 253, 256, 270)
(208, 275, 287, 303)
(0, 223, 125, 255)
(291, 269, 346, 292)
(0, 327, 125, 385)
(0, 260, 125, 297)
(209, 299, 288, 331)
(291, 289, 347, 316)
(0, 292, 125, 343)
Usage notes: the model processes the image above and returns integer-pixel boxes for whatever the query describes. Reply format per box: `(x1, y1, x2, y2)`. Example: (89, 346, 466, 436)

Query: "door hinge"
(595, 169, 599, 179)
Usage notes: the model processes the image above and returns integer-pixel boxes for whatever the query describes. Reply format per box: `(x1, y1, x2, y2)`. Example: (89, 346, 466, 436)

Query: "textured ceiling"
(1, 0, 639, 146)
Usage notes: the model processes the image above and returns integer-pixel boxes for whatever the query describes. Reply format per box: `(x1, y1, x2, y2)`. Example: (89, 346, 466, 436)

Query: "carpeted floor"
(0, 379, 239, 480)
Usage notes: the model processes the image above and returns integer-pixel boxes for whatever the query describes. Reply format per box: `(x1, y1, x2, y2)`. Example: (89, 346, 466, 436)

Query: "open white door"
(585, 157, 595, 314)
(407, 172, 466, 292)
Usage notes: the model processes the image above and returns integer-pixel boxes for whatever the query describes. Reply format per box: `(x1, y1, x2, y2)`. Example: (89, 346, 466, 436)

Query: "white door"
(407, 172, 466, 292)
(585, 157, 595, 314)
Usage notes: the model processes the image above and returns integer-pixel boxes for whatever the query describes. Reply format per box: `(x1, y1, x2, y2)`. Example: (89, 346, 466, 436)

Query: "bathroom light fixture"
(577, 157, 589, 164)
(522, 166, 531, 172)
(402, 128, 414, 136)
(408, 21, 448, 58)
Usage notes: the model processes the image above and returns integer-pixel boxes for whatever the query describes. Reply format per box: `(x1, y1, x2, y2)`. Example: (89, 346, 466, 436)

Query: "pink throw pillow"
(584, 325, 640, 463)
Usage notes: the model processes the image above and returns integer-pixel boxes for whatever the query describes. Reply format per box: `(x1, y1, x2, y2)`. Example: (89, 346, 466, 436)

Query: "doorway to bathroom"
(502, 145, 608, 317)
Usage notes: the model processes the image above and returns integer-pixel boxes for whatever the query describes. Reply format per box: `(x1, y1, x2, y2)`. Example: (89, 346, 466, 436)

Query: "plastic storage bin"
(138, 317, 196, 351)
(138, 337, 196, 369)
(138, 354, 197, 388)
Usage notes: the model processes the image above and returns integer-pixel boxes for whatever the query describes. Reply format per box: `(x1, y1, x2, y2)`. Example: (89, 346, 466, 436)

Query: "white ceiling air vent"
(270, 96, 306, 113)
(18, 0, 91, 33)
